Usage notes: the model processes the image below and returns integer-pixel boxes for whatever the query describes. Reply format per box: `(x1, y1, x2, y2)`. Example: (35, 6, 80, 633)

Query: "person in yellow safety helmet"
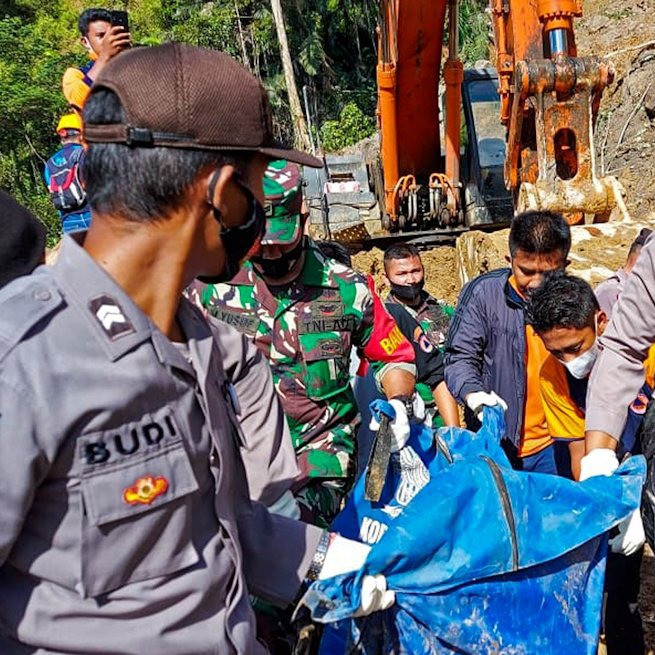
(44, 114, 91, 233)
(56, 113, 83, 137)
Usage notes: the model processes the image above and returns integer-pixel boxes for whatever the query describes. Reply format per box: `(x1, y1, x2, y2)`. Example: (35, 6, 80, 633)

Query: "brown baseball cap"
(83, 43, 322, 168)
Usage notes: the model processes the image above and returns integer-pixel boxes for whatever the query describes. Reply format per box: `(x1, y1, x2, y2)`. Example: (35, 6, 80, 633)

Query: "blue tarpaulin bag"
(304, 403, 645, 655)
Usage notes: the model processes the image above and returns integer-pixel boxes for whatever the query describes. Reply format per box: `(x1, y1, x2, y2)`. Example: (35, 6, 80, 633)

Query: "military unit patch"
(298, 316, 356, 334)
(310, 300, 344, 318)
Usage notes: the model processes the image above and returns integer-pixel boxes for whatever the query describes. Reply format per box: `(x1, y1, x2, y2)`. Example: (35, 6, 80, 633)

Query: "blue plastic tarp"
(304, 405, 645, 654)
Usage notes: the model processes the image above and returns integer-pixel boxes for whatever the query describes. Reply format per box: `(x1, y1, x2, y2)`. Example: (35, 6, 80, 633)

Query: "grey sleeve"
(594, 277, 620, 317)
(0, 380, 52, 565)
(212, 319, 299, 506)
(238, 501, 323, 606)
(586, 241, 655, 439)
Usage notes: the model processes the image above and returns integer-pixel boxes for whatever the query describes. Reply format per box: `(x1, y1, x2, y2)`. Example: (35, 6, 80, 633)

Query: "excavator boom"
(376, 0, 622, 232)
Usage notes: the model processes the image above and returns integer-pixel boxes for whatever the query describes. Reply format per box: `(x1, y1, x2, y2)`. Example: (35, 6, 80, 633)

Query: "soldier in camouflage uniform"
(201, 160, 418, 528)
(382, 242, 460, 427)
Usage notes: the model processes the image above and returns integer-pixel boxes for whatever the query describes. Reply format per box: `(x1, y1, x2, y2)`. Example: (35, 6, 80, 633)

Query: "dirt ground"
(351, 246, 460, 306)
(578, 0, 655, 222)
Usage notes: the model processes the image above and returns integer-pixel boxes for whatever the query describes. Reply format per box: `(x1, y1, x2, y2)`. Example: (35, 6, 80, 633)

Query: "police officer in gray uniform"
(0, 44, 392, 654)
(218, 324, 301, 514)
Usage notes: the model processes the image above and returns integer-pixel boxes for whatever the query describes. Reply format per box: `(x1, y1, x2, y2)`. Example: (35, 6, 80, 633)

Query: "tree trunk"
(234, 0, 251, 71)
(269, 0, 312, 151)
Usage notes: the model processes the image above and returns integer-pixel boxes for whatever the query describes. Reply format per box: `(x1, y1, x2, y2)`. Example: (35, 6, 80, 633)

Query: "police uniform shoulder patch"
(89, 295, 135, 341)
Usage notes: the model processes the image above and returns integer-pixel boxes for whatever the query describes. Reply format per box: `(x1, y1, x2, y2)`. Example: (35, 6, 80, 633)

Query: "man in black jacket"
(445, 211, 570, 472)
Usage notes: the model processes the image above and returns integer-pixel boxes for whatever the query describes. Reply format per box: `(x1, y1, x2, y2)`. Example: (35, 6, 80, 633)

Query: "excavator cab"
(459, 68, 513, 226)
(303, 68, 515, 244)
(305, 0, 623, 245)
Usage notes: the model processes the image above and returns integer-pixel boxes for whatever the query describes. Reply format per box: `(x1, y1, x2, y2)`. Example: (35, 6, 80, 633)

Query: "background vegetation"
(0, 0, 488, 245)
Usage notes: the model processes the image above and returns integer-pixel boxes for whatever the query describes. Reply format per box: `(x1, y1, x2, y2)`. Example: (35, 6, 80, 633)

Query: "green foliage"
(0, 7, 77, 246)
(298, 31, 325, 77)
(1, 0, 489, 247)
(459, 0, 490, 65)
(319, 102, 375, 152)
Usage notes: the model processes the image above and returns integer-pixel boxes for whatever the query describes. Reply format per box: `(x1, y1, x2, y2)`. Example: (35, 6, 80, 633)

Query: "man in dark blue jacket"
(445, 211, 570, 473)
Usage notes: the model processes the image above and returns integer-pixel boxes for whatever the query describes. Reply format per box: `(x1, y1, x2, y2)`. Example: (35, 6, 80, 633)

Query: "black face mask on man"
(197, 171, 266, 284)
(390, 279, 424, 304)
(251, 235, 305, 280)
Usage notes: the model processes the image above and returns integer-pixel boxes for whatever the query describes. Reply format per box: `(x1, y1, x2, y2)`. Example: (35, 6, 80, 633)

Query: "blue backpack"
(45, 144, 86, 212)
(303, 404, 644, 655)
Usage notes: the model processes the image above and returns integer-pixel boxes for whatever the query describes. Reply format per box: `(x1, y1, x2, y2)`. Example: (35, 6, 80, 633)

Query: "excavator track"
(351, 221, 512, 252)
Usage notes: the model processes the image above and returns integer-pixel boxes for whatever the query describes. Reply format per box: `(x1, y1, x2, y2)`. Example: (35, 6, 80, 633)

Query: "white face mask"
(560, 340, 600, 379)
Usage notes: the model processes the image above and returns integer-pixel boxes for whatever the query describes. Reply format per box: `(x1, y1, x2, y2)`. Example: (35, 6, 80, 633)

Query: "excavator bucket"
(510, 55, 626, 221)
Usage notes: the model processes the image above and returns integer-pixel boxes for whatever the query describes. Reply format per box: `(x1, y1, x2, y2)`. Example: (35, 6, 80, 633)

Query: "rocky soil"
(578, 0, 655, 222)
(351, 246, 460, 306)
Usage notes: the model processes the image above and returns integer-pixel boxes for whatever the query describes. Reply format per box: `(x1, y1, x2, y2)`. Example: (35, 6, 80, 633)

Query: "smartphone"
(110, 10, 129, 33)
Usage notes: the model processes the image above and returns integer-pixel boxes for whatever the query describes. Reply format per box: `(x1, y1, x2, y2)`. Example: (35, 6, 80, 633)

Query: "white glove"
(369, 396, 425, 453)
(610, 508, 645, 556)
(319, 534, 370, 579)
(465, 391, 508, 421)
(319, 535, 395, 616)
(580, 448, 645, 557)
(353, 574, 395, 617)
(579, 448, 619, 480)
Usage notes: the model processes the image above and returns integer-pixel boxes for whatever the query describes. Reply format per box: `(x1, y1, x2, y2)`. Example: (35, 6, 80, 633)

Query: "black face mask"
(390, 279, 424, 305)
(251, 236, 305, 280)
(198, 174, 266, 284)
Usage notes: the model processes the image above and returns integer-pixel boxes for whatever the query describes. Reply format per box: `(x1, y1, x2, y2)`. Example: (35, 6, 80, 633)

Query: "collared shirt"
(0, 234, 320, 654)
(587, 237, 655, 438)
(540, 354, 586, 441)
(202, 241, 407, 485)
(542, 352, 653, 457)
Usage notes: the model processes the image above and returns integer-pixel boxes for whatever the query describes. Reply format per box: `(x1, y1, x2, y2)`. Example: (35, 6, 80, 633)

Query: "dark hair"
(527, 272, 599, 333)
(315, 240, 352, 267)
(83, 89, 250, 221)
(509, 210, 571, 258)
(78, 8, 112, 36)
(629, 228, 652, 258)
(383, 243, 421, 271)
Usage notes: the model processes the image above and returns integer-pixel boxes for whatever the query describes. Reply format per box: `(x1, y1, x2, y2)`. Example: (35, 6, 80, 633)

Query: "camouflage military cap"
(261, 159, 304, 245)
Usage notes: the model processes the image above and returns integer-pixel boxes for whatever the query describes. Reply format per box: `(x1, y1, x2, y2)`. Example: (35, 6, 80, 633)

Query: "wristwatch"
(306, 531, 333, 582)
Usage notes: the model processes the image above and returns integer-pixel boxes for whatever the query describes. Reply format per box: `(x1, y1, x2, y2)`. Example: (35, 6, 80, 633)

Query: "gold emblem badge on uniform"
(123, 475, 169, 505)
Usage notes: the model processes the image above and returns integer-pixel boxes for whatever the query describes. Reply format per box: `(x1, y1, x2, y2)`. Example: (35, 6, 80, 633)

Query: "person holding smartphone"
(63, 8, 131, 114)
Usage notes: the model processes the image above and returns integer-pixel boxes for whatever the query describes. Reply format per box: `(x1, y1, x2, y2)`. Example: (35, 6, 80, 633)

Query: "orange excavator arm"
(377, 0, 449, 224)
(492, 0, 619, 220)
(376, 0, 622, 230)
